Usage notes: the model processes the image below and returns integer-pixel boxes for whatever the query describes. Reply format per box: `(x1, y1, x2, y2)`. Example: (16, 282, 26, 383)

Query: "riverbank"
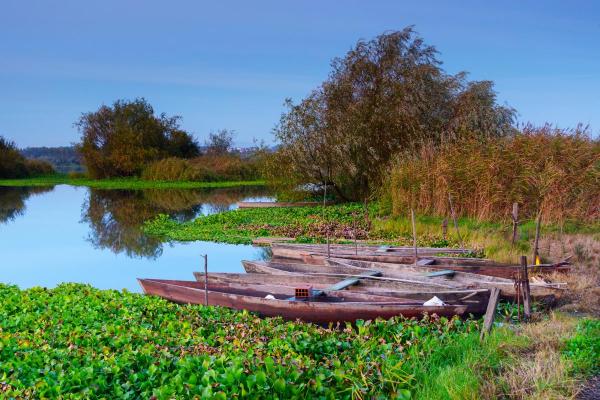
(0, 283, 596, 399)
(143, 203, 600, 261)
(0, 176, 266, 190)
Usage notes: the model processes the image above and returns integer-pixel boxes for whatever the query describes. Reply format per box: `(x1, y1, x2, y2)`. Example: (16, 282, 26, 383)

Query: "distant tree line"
(0, 137, 55, 179)
(20, 146, 84, 174)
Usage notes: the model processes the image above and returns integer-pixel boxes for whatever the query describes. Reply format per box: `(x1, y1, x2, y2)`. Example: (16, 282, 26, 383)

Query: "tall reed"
(383, 125, 599, 224)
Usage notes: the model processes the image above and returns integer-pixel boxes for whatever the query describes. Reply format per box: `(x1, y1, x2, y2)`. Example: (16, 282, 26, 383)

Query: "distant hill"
(20, 146, 85, 174)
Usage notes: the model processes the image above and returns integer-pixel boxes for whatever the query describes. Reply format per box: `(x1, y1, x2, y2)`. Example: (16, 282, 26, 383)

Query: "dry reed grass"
(385, 125, 599, 224)
(539, 234, 600, 316)
(482, 313, 582, 399)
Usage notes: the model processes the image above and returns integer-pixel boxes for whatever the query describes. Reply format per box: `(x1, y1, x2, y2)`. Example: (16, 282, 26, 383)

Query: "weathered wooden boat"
(242, 259, 565, 302)
(193, 271, 490, 314)
(271, 242, 472, 259)
(269, 243, 570, 278)
(138, 278, 468, 323)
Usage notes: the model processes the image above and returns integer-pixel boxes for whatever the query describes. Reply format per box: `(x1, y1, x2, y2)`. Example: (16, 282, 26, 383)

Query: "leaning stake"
(480, 288, 500, 341)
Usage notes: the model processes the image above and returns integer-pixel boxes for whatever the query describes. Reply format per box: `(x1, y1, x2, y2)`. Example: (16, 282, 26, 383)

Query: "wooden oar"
(426, 270, 456, 278)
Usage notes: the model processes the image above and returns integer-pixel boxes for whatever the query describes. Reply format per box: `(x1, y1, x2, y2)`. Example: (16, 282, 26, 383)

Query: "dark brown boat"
(138, 278, 469, 324)
(242, 259, 565, 302)
(193, 271, 490, 314)
(269, 243, 570, 278)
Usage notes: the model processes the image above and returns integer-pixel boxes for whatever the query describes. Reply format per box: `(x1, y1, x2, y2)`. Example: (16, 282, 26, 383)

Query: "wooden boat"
(138, 278, 468, 324)
(242, 259, 564, 302)
(194, 271, 490, 314)
(269, 243, 570, 278)
(271, 242, 472, 259)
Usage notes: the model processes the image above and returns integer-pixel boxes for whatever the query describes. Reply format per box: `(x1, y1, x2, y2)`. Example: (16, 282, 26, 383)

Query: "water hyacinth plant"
(0, 283, 487, 399)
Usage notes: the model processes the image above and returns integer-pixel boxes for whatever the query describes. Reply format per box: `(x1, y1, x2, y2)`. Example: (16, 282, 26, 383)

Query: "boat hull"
(194, 271, 490, 315)
(269, 243, 569, 278)
(138, 278, 468, 324)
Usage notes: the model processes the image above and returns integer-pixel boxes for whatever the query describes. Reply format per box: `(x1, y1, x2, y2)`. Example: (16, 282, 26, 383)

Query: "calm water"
(0, 185, 272, 291)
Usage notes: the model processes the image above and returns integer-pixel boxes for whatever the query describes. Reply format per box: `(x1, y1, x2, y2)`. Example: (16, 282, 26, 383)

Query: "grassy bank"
(0, 175, 265, 190)
(1, 283, 596, 399)
(144, 203, 599, 261)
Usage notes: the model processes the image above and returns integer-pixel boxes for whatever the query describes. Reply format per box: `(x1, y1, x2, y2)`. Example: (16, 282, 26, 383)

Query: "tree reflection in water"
(82, 186, 269, 259)
(0, 186, 55, 224)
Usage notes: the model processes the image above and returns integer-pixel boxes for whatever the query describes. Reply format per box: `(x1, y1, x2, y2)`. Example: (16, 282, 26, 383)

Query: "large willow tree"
(270, 27, 516, 201)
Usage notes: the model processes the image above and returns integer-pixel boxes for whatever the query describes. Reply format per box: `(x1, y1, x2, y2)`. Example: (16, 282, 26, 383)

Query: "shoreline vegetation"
(0, 283, 597, 399)
(143, 203, 600, 262)
(0, 175, 266, 190)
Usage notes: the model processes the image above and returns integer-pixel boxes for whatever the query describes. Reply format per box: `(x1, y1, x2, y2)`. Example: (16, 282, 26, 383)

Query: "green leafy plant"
(0, 283, 491, 399)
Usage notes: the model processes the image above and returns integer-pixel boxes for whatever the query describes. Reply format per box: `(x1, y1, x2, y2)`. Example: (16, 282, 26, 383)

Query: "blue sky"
(1, 0, 599, 147)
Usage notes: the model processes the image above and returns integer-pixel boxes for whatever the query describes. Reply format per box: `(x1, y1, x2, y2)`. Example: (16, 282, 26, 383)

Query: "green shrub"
(67, 171, 88, 179)
(563, 318, 600, 376)
(142, 155, 263, 182)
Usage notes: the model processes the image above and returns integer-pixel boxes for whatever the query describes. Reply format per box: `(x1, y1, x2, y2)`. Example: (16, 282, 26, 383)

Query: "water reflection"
(0, 186, 55, 224)
(81, 186, 269, 259)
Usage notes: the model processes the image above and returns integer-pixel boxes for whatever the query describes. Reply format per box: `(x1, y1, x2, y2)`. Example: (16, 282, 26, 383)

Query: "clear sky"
(1, 0, 599, 147)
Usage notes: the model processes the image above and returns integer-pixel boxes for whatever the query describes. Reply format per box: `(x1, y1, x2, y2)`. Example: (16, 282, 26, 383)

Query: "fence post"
(442, 218, 448, 241)
(448, 193, 464, 249)
(531, 211, 542, 268)
(521, 255, 531, 319)
(411, 209, 418, 265)
(203, 254, 209, 306)
(511, 203, 519, 246)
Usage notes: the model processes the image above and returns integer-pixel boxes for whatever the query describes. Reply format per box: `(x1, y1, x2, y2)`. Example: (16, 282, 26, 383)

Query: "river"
(0, 185, 272, 291)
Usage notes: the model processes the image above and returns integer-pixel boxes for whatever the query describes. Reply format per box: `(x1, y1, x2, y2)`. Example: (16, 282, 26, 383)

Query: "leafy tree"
(205, 129, 235, 155)
(270, 27, 516, 201)
(76, 98, 200, 178)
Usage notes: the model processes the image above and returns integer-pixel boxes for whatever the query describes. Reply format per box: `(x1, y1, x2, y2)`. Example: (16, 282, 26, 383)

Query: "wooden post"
(521, 255, 531, 319)
(363, 197, 370, 230)
(411, 209, 418, 265)
(353, 213, 358, 256)
(322, 176, 327, 209)
(511, 203, 519, 246)
(531, 211, 542, 268)
(203, 254, 209, 306)
(442, 218, 448, 240)
(448, 193, 465, 249)
(480, 288, 500, 340)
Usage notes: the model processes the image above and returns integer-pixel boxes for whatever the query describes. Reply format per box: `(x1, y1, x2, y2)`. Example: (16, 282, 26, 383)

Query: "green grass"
(0, 175, 265, 190)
